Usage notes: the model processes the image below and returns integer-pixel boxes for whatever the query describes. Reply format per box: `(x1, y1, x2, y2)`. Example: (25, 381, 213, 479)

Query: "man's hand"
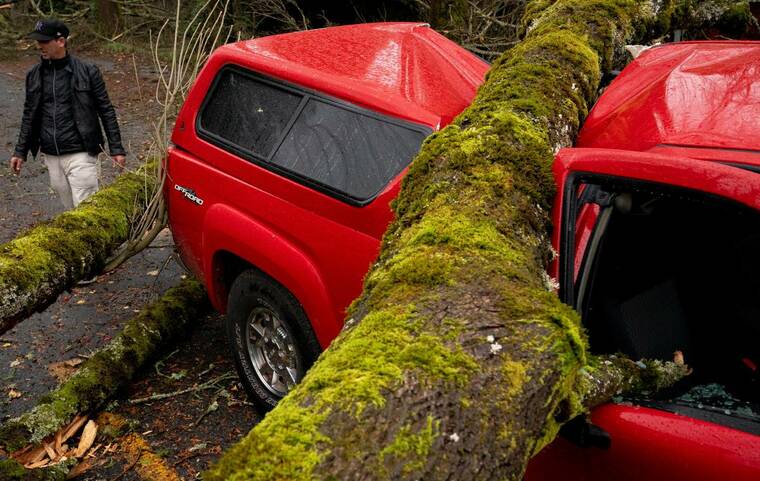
(112, 154, 126, 170)
(10, 156, 23, 175)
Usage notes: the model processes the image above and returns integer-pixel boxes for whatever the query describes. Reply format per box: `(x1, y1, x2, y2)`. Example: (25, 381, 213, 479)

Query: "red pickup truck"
(166, 23, 760, 480)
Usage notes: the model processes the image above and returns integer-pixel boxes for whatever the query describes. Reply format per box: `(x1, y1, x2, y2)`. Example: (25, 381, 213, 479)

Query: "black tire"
(225, 268, 321, 411)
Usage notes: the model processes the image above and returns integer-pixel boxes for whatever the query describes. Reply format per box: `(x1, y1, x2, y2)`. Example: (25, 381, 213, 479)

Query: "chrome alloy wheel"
(245, 306, 300, 397)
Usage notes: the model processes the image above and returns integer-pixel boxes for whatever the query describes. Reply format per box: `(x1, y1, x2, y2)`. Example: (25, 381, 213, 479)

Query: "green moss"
(379, 416, 440, 476)
(297, 307, 477, 415)
(0, 459, 26, 480)
(204, 397, 329, 481)
(502, 360, 531, 398)
(0, 279, 208, 452)
(207, 303, 477, 480)
(0, 458, 73, 481)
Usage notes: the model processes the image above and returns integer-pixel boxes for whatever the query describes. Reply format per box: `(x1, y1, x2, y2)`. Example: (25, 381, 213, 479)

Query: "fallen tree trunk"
(0, 278, 210, 480)
(203, 1, 753, 480)
(0, 162, 158, 334)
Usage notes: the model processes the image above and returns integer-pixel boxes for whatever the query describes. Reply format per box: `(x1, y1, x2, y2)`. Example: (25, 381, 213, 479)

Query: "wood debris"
(74, 421, 98, 457)
(9, 414, 100, 477)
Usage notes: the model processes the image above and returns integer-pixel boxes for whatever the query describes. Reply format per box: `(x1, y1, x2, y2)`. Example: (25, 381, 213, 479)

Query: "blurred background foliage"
(0, 0, 527, 60)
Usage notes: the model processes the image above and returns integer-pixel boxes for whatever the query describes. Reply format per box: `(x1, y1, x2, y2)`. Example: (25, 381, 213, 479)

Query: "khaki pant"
(42, 152, 99, 209)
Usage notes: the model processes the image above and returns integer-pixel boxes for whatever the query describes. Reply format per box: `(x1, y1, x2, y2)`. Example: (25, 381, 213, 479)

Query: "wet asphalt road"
(0, 50, 184, 419)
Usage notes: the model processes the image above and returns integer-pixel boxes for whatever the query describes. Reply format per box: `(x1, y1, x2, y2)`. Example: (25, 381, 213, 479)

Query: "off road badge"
(174, 184, 204, 206)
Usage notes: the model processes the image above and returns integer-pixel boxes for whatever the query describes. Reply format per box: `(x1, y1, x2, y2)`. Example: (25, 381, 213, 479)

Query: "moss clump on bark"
(0, 161, 160, 333)
(0, 279, 209, 453)
(378, 416, 440, 477)
(0, 458, 74, 481)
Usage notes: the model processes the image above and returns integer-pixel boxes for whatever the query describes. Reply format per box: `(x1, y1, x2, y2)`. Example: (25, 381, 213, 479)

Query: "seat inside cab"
(573, 181, 760, 432)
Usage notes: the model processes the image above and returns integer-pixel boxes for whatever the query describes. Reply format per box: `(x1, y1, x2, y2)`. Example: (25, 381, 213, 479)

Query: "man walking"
(9, 19, 126, 209)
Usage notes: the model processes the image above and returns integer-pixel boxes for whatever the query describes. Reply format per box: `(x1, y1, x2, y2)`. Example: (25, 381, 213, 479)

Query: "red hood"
(578, 41, 760, 167)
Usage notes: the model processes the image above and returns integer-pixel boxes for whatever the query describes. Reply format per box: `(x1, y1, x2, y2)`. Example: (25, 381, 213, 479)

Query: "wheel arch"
(202, 204, 340, 348)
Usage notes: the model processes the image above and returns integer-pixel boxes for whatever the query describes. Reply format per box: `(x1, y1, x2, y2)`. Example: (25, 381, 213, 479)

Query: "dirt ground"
(0, 44, 259, 480)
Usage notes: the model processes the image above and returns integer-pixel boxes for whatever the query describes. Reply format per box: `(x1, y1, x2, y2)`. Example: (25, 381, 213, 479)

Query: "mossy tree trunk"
(0, 162, 158, 335)
(0, 279, 209, 454)
(203, 1, 753, 481)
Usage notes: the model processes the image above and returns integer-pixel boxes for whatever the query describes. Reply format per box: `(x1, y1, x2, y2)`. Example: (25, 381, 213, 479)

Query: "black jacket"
(14, 55, 126, 159)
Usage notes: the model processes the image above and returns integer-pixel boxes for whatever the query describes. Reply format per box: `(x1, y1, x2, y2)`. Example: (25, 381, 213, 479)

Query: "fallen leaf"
(48, 359, 84, 383)
(75, 421, 98, 458)
(2, 342, 12, 348)
(18, 445, 47, 466)
(76, 300, 86, 305)
(9, 359, 21, 367)
(8, 389, 22, 399)
(188, 443, 207, 453)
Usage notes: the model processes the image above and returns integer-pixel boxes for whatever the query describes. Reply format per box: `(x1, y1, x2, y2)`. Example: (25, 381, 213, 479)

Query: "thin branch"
(128, 373, 237, 405)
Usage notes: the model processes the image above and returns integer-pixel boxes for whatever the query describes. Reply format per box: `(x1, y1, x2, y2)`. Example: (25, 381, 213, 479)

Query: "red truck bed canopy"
(210, 23, 489, 128)
(578, 41, 760, 168)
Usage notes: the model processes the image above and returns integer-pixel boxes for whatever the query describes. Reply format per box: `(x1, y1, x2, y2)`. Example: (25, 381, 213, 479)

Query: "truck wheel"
(226, 269, 321, 411)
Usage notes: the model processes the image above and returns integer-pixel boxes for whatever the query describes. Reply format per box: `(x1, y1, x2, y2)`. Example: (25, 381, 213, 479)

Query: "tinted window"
(200, 70, 302, 157)
(271, 99, 427, 200)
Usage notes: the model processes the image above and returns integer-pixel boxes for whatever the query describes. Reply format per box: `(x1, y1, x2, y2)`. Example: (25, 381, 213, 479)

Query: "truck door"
(525, 148, 760, 481)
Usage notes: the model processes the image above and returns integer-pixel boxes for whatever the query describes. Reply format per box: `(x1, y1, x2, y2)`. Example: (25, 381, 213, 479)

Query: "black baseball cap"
(27, 19, 69, 41)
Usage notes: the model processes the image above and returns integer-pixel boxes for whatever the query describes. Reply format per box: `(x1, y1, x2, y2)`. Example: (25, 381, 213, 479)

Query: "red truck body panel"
(528, 404, 760, 481)
(578, 41, 760, 165)
(167, 23, 488, 346)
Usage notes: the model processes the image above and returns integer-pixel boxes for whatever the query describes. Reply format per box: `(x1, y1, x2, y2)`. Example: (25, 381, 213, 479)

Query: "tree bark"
(202, 1, 752, 481)
(93, 0, 122, 37)
(0, 162, 158, 335)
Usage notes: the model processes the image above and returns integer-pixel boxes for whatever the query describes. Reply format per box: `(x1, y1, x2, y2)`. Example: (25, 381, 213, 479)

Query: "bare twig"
(131, 54, 144, 104)
(416, 0, 526, 60)
(104, 0, 231, 273)
(128, 373, 236, 405)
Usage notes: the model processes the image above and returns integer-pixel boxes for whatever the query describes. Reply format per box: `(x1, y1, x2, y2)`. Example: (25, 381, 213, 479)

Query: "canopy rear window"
(198, 66, 431, 205)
